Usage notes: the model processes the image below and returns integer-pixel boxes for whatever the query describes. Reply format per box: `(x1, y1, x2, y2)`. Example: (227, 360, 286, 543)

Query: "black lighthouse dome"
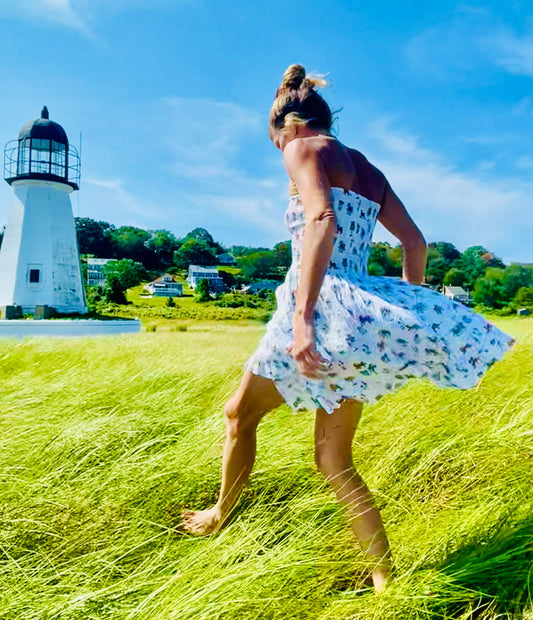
(4, 106, 80, 190)
(18, 106, 69, 147)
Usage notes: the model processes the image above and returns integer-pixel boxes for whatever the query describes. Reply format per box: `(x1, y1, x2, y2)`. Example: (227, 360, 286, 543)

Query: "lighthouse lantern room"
(0, 107, 87, 314)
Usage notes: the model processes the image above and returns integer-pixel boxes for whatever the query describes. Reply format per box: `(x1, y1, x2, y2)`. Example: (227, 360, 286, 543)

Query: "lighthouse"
(0, 107, 87, 315)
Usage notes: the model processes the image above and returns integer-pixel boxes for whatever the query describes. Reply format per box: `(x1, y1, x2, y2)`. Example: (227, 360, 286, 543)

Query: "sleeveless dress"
(246, 188, 514, 414)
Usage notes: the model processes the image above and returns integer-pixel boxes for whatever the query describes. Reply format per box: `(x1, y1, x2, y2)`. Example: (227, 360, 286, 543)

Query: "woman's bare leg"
(182, 371, 284, 535)
(314, 399, 391, 592)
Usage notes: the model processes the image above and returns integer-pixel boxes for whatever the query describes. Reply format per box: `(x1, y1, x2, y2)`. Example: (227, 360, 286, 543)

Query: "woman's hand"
(288, 315, 328, 378)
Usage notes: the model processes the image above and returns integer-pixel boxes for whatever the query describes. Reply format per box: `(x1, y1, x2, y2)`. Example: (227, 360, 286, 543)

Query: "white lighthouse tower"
(0, 107, 87, 314)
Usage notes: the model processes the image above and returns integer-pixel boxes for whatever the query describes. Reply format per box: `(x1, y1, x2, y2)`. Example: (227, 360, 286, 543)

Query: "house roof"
(87, 258, 114, 266)
(149, 273, 180, 285)
(188, 265, 219, 273)
(444, 286, 468, 295)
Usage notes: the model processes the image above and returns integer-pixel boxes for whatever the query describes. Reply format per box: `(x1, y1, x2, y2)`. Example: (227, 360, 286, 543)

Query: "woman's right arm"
(377, 181, 427, 284)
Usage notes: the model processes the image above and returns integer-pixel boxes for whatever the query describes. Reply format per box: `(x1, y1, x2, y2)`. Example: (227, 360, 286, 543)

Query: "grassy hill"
(0, 317, 531, 619)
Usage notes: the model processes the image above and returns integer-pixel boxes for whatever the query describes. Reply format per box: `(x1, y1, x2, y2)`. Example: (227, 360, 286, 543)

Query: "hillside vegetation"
(0, 318, 531, 619)
(71, 219, 533, 314)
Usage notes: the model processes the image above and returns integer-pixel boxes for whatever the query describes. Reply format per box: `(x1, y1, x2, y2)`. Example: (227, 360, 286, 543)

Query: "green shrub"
(195, 278, 211, 303)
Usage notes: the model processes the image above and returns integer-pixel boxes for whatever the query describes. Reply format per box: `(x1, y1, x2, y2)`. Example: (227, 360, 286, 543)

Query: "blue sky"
(0, 0, 531, 263)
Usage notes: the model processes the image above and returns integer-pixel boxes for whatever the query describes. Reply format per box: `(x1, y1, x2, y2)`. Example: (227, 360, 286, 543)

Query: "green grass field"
(0, 317, 531, 619)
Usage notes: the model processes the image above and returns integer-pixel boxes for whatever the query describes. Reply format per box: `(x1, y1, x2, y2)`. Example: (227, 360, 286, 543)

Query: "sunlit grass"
(0, 317, 531, 619)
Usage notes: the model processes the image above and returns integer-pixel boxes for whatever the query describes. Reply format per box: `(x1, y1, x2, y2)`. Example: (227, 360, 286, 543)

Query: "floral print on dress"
(246, 188, 514, 414)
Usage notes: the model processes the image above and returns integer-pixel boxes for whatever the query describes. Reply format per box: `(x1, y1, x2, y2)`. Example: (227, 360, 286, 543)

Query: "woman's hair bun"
(269, 64, 332, 136)
(282, 64, 307, 90)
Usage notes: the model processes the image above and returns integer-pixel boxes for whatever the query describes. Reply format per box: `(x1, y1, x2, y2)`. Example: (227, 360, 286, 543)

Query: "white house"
(87, 258, 114, 287)
(444, 286, 470, 304)
(145, 274, 183, 297)
(187, 265, 225, 292)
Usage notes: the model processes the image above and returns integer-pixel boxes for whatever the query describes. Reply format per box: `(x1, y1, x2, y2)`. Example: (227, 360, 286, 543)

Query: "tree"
(144, 229, 181, 270)
(425, 242, 461, 286)
(471, 264, 532, 308)
(185, 227, 224, 254)
(512, 286, 533, 309)
(195, 278, 211, 302)
(218, 269, 238, 288)
(229, 245, 270, 257)
(425, 258, 449, 286)
(481, 252, 505, 269)
(186, 227, 215, 245)
(108, 226, 152, 265)
(388, 245, 403, 273)
(238, 251, 280, 281)
(368, 262, 386, 276)
(501, 264, 533, 301)
(456, 246, 489, 289)
(173, 238, 217, 270)
(443, 267, 466, 287)
(368, 243, 400, 277)
(434, 242, 460, 264)
(472, 268, 506, 308)
(102, 259, 146, 304)
(75, 217, 115, 256)
(273, 241, 292, 269)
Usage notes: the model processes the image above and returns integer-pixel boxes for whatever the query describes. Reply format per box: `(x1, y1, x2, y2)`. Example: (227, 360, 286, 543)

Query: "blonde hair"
(269, 64, 331, 138)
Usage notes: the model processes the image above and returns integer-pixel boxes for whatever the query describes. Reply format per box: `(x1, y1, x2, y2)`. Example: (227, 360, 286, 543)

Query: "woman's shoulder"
(345, 147, 387, 204)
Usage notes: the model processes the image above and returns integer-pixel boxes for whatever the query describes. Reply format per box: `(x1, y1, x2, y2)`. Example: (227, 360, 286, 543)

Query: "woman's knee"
(223, 394, 261, 439)
(315, 442, 353, 482)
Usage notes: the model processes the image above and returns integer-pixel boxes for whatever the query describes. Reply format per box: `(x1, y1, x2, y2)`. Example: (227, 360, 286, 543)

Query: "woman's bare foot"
(181, 506, 227, 535)
(371, 565, 391, 594)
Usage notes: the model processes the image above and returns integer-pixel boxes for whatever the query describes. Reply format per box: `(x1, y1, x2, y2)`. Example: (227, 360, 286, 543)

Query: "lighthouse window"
(51, 141, 66, 177)
(31, 138, 52, 174)
(17, 138, 31, 175)
(29, 269, 41, 283)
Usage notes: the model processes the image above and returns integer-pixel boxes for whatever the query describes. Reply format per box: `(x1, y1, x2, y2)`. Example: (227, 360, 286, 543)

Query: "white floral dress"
(246, 188, 514, 413)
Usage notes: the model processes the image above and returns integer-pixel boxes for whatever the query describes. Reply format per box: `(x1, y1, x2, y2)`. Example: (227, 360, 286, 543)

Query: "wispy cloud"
(366, 119, 533, 263)
(407, 5, 533, 80)
(154, 97, 287, 239)
(367, 118, 438, 163)
(406, 6, 492, 80)
(512, 95, 533, 117)
(488, 27, 533, 77)
(0, 0, 174, 38)
(78, 97, 288, 245)
(83, 177, 171, 225)
(516, 155, 533, 171)
(0, 0, 95, 38)
(161, 97, 263, 181)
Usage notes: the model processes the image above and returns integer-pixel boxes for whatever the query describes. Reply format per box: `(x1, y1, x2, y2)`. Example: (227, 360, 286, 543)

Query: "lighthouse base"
(0, 180, 88, 314)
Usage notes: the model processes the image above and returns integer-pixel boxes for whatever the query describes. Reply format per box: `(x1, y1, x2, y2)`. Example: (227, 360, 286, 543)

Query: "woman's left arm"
(283, 139, 337, 378)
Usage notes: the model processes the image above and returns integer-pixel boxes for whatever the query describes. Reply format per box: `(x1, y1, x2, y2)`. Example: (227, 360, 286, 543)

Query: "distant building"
(241, 280, 279, 294)
(87, 258, 114, 287)
(187, 265, 226, 292)
(145, 274, 183, 297)
(217, 252, 236, 265)
(443, 286, 470, 304)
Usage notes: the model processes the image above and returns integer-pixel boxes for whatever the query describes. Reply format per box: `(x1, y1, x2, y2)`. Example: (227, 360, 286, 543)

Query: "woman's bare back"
(288, 135, 387, 205)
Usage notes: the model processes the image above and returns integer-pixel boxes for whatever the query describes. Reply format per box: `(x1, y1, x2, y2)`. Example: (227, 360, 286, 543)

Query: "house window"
(29, 269, 40, 283)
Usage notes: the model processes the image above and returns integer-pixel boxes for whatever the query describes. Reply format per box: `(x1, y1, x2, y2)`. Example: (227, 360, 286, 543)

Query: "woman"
(183, 64, 514, 592)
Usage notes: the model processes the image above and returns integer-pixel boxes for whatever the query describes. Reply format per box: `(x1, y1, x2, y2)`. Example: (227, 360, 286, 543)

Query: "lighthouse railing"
(4, 140, 81, 190)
